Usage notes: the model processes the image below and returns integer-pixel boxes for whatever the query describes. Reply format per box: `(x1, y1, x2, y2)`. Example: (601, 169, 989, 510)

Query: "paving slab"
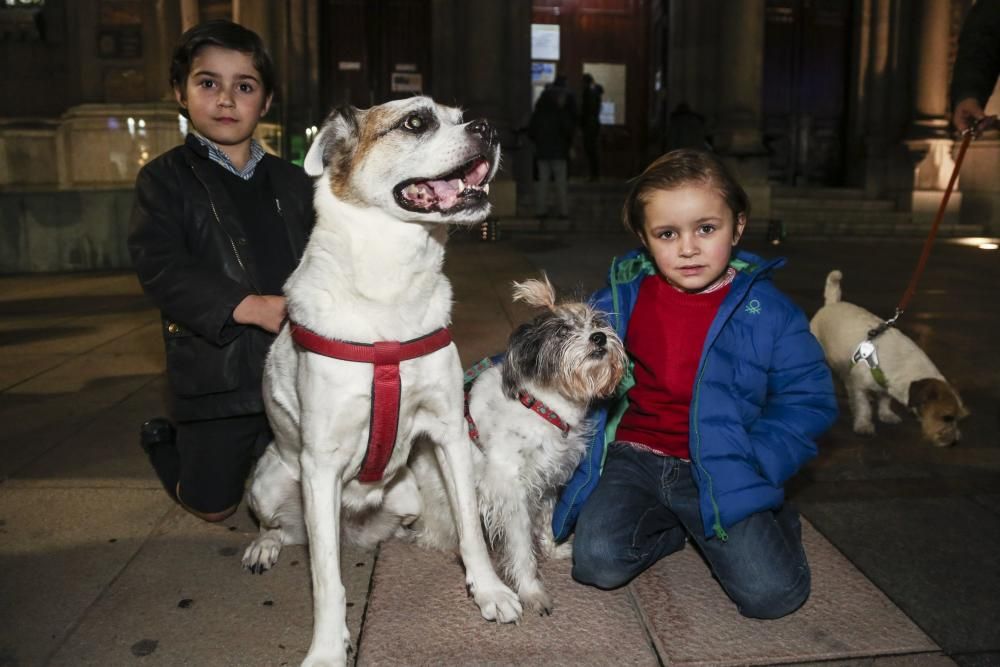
(356, 541, 658, 666)
(0, 487, 173, 666)
(11, 375, 167, 486)
(629, 520, 938, 667)
(48, 504, 376, 667)
(799, 498, 1000, 655)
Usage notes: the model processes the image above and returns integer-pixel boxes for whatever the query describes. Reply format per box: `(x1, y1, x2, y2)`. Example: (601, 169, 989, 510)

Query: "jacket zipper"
(189, 164, 261, 295)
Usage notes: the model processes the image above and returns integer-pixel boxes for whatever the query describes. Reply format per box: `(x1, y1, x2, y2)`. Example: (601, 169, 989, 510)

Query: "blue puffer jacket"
(552, 248, 838, 541)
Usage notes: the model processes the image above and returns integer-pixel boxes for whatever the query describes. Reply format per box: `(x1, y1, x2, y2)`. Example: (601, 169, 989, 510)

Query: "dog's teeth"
(450, 178, 463, 191)
(484, 183, 490, 194)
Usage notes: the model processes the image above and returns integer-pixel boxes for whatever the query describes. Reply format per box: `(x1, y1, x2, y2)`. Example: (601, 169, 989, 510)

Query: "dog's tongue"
(428, 178, 462, 210)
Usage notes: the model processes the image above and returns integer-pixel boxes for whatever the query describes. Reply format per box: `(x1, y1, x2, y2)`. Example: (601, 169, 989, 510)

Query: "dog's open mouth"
(394, 156, 492, 214)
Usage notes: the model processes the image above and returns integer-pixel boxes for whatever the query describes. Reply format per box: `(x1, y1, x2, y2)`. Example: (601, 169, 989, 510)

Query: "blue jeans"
(572, 443, 810, 619)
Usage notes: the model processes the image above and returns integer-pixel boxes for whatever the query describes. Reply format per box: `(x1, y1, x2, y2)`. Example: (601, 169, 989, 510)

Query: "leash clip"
(866, 308, 902, 340)
(962, 114, 999, 139)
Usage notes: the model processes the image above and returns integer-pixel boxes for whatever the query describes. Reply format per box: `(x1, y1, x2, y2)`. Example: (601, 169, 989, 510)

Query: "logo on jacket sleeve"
(744, 299, 762, 315)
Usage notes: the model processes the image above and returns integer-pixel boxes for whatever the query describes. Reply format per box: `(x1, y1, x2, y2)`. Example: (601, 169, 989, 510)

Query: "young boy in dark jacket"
(129, 20, 314, 522)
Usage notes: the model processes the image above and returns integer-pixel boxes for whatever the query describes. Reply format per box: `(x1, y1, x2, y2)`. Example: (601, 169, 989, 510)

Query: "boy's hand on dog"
(234, 294, 287, 333)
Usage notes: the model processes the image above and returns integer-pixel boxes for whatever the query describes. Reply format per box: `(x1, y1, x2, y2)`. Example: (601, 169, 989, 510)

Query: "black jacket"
(529, 89, 576, 160)
(951, 0, 1000, 108)
(128, 135, 314, 420)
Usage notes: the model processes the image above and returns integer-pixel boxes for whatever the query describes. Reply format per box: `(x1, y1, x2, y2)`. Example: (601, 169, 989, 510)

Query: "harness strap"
(289, 322, 452, 482)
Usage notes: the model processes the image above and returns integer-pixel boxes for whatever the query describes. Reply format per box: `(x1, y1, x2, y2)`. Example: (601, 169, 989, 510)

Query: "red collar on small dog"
(289, 322, 452, 483)
(517, 391, 572, 437)
(462, 357, 572, 445)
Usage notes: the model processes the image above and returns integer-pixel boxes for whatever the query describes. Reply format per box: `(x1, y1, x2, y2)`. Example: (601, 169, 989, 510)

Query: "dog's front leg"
(435, 434, 523, 624)
(486, 485, 552, 615)
(300, 447, 351, 666)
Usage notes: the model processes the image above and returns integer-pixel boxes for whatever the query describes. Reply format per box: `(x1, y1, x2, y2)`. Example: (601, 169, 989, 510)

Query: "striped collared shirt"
(191, 130, 266, 180)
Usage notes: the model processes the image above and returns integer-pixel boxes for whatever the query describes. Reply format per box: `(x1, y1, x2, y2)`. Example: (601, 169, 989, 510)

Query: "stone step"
(772, 185, 869, 199)
(773, 197, 897, 211)
(772, 209, 913, 225)
(776, 219, 985, 239)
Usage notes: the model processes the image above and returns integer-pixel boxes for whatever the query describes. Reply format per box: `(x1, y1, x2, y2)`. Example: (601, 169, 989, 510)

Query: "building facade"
(1, 0, 997, 270)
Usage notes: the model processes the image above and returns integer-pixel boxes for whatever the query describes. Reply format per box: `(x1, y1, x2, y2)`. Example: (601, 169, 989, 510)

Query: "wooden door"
(322, 0, 431, 110)
(531, 0, 651, 178)
(763, 0, 852, 186)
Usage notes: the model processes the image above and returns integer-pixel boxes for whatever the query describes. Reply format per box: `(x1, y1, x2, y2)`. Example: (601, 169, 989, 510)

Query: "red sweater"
(615, 275, 730, 459)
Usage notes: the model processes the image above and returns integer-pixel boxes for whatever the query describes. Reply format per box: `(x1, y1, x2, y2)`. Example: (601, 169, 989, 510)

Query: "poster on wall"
(531, 24, 560, 61)
(391, 72, 423, 93)
(531, 61, 556, 85)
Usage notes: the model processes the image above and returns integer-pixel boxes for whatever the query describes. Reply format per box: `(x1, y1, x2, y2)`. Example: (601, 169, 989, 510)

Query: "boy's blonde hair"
(622, 149, 750, 238)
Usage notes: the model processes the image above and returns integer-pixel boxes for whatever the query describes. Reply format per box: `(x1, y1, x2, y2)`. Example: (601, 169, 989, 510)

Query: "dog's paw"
(549, 540, 573, 560)
(241, 533, 282, 574)
(878, 410, 902, 424)
(519, 585, 554, 616)
(300, 653, 347, 667)
(852, 421, 876, 436)
(470, 580, 523, 624)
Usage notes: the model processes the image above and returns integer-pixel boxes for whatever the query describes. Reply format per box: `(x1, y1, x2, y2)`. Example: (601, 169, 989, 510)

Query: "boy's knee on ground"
(176, 483, 242, 523)
(571, 531, 634, 590)
(730, 564, 811, 619)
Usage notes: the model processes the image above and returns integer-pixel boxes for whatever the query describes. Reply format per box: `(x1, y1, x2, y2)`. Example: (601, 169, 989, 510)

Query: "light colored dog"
(410, 275, 626, 615)
(810, 270, 968, 447)
(241, 97, 521, 666)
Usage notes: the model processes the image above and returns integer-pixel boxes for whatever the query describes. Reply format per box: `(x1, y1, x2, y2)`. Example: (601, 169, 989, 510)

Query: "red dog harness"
(289, 322, 452, 482)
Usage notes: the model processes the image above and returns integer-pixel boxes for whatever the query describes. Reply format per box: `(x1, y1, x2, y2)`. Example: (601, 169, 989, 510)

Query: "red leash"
(289, 322, 452, 482)
(869, 116, 997, 340)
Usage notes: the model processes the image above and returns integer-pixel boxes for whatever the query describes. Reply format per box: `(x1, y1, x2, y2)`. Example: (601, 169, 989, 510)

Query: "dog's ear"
(512, 274, 557, 311)
(501, 322, 542, 398)
(304, 105, 361, 177)
(907, 378, 941, 410)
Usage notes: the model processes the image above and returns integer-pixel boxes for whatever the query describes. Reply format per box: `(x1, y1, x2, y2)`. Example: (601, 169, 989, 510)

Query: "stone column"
(180, 0, 199, 31)
(910, 0, 950, 138)
(712, 0, 770, 216)
(905, 0, 960, 224)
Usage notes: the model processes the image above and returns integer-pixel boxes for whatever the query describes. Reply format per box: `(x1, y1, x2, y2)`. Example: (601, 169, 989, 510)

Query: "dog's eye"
(942, 414, 956, 423)
(402, 113, 426, 132)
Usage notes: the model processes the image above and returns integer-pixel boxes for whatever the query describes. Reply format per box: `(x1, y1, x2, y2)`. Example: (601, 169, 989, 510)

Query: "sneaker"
(140, 417, 175, 454)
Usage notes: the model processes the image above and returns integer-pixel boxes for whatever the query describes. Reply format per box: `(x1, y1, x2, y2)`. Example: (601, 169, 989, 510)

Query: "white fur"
(242, 97, 520, 666)
(810, 269, 967, 446)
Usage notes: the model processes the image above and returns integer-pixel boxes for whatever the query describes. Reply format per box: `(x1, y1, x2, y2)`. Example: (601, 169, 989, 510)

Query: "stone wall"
(0, 188, 134, 273)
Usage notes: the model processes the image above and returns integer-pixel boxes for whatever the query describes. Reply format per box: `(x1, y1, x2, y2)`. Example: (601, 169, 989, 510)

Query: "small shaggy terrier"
(810, 270, 968, 446)
(410, 276, 627, 614)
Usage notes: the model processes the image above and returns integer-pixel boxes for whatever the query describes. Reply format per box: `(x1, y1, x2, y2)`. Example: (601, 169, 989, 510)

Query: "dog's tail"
(824, 270, 843, 305)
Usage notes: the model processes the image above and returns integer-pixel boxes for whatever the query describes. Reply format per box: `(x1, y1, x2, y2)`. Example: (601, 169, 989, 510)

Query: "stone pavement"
(1, 225, 998, 666)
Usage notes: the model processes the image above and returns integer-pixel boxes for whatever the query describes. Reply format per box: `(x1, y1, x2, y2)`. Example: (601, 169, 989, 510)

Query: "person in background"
(128, 20, 314, 522)
(529, 83, 576, 219)
(580, 73, 604, 181)
(950, 0, 1000, 133)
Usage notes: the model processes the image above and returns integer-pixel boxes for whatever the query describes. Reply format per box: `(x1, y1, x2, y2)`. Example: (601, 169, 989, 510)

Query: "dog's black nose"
(467, 119, 498, 145)
(590, 332, 607, 347)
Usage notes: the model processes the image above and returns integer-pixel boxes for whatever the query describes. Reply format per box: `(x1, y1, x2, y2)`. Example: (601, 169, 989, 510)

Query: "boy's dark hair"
(622, 148, 750, 238)
(170, 20, 274, 97)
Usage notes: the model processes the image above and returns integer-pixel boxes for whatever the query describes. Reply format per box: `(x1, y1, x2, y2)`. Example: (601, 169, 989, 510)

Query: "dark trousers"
(582, 126, 600, 180)
(572, 443, 811, 619)
(175, 413, 271, 513)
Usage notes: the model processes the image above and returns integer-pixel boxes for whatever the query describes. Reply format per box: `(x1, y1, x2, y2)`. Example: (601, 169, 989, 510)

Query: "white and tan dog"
(410, 276, 626, 615)
(241, 97, 521, 666)
(810, 270, 968, 447)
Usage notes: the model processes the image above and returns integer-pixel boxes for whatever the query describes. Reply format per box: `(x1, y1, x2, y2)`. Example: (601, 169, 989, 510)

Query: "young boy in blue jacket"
(555, 149, 837, 619)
